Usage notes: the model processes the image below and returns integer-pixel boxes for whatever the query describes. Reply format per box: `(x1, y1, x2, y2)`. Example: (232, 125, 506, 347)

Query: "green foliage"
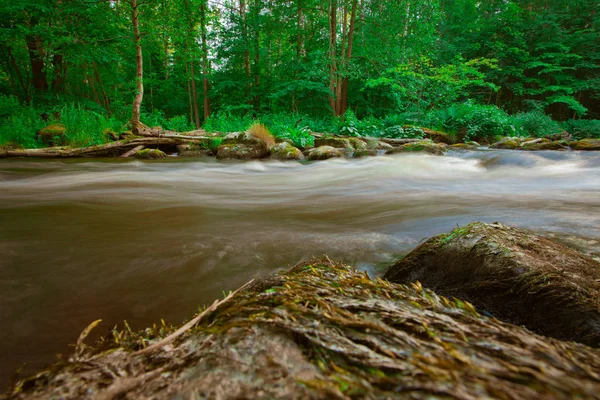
(0, 95, 23, 119)
(511, 111, 562, 138)
(57, 103, 121, 147)
(563, 120, 600, 140)
(0, 107, 44, 148)
(203, 113, 254, 133)
(337, 110, 361, 137)
(433, 102, 514, 141)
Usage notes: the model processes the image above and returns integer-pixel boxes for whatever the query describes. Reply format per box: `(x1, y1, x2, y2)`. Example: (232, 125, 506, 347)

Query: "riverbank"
(3, 223, 600, 399)
(2, 124, 600, 161)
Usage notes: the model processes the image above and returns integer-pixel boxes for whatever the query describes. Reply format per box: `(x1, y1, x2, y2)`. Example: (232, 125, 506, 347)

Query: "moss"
(135, 149, 167, 159)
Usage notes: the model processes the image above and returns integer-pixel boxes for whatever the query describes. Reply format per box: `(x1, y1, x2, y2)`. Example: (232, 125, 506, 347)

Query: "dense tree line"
(0, 0, 598, 126)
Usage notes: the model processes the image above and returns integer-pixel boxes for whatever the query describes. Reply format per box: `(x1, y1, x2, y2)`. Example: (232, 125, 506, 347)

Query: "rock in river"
(269, 142, 305, 161)
(6, 258, 600, 399)
(306, 146, 344, 160)
(384, 222, 600, 347)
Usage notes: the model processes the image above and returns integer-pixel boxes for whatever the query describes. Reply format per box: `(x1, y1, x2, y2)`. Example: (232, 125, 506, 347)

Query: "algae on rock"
(6, 257, 600, 400)
(384, 222, 600, 347)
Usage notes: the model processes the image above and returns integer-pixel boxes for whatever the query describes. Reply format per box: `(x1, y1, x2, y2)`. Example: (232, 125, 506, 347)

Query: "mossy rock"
(490, 137, 520, 149)
(270, 142, 305, 161)
(353, 149, 378, 158)
(519, 141, 568, 151)
(216, 143, 269, 160)
(347, 137, 367, 151)
(314, 137, 352, 149)
(570, 139, 600, 151)
(135, 149, 167, 159)
(306, 146, 344, 161)
(449, 143, 479, 151)
(37, 124, 66, 145)
(420, 127, 455, 144)
(386, 140, 445, 156)
(8, 257, 600, 399)
(384, 222, 600, 347)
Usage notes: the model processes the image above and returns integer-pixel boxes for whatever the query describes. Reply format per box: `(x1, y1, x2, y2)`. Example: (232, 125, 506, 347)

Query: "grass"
(1, 95, 600, 150)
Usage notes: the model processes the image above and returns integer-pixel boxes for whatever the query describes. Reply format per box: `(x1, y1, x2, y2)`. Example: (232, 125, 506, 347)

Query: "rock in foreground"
(5, 258, 600, 399)
(384, 222, 600, 347)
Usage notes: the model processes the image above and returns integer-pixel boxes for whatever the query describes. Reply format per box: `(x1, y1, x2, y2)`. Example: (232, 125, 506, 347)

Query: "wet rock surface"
(384, 222, 600, 347)
(306, 146, 345, 160)
(5, 258, 600, 400)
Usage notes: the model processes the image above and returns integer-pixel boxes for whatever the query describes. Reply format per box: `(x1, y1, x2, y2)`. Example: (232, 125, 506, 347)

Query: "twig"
(134, 279, 254, 355)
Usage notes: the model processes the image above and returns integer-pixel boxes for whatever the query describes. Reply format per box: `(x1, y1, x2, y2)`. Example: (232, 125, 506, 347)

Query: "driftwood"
(136, 128, 211, 141)
(1, 137, 187, 159)
(120, 145, 145, 158)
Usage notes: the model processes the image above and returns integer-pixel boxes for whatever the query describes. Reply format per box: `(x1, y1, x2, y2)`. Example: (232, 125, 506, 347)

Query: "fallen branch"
(120, 145, 145, 158)
(134, 279, 254, 355)
(137, 128, 211, 141)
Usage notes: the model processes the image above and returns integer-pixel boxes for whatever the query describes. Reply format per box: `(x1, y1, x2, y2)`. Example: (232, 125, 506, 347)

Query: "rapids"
(1, 149, 599, 386)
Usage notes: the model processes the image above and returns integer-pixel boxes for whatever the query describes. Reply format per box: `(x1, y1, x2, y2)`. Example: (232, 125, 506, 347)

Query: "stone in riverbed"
(353, 149, 378, 158)
(306, 146, 344, 160)
(217, 131, 272, 160)
(384, 222, 600, 347)
(314, 137, 352, 149)
(570, 139, 600, 150)
(177, 144, 212, 158)
(269, 142, 305, 160)
(135, 149, 167, 159)
(385, 140, 446, 156)
(9, 257, 600, 400)
(490, 137, 520, 149)
(519, 141, 568, 151)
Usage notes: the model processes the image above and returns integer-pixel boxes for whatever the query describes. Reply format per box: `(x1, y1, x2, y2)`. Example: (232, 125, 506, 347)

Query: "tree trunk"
(339, 0, 358, 117)
(51, 53, 65, 93)
(131, 0, 144, 134)
(200, 0, 211, 119)
(26, 35, 47, 93)
(6, 46, 30, 102)
(190, 61, 201, 129)
(328, 0, 338, 116)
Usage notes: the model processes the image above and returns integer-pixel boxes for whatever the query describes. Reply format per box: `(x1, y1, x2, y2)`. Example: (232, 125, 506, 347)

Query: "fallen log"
(137, 128, 211, 141)
(120, 145, 145, 158)
(0, 137, 184, 158)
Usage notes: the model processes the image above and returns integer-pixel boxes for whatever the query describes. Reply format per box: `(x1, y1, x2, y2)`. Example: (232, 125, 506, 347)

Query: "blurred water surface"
(1, 150, 599, 386)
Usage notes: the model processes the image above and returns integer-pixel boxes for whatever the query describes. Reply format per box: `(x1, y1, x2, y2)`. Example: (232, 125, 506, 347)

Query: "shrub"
(0, 107, 43, 148)
(562, 120, 600, 140)
(511, 111, 562, 138)
(248, 123, 276, 147)
(440, 101, 514, 141)
(203, 113, 253, 133)
(58, 103, 120, 147)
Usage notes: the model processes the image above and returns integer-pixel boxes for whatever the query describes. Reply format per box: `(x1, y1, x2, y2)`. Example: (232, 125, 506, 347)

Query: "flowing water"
(1, 150, 600, 387)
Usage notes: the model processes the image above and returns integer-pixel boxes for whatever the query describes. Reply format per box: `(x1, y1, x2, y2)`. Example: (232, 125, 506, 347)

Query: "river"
(1, 149, 599, 387)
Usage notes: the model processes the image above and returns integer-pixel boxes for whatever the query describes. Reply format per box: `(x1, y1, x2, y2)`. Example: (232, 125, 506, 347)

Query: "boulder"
(384, 222, 600, 346)
(135, 149, 167, 159)
(420, 127, 454, 144)
(449, 143, 479, 151)
(570, 139, 600, 151)
(8, 258, 600, 400)
(519, 141, 568, 151)
(386, 140, 446, 156)
(314, 137, 352, 149)
(270, 142, 305, 161)
(490, 137, 520, 149)
(353, 149, 378, 158)
(348, 137, 368, 151)
(216, 144, 269, 160)
(376, 141, 394, 151)
(177, 144, 212, 158)
(217, 131, 271, 160)
(37, 124, 66, 145)
(306, 146, 344, 160)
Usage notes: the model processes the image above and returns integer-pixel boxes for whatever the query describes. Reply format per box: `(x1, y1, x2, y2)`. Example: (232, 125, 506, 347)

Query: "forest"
(0, 0, 599, 149)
